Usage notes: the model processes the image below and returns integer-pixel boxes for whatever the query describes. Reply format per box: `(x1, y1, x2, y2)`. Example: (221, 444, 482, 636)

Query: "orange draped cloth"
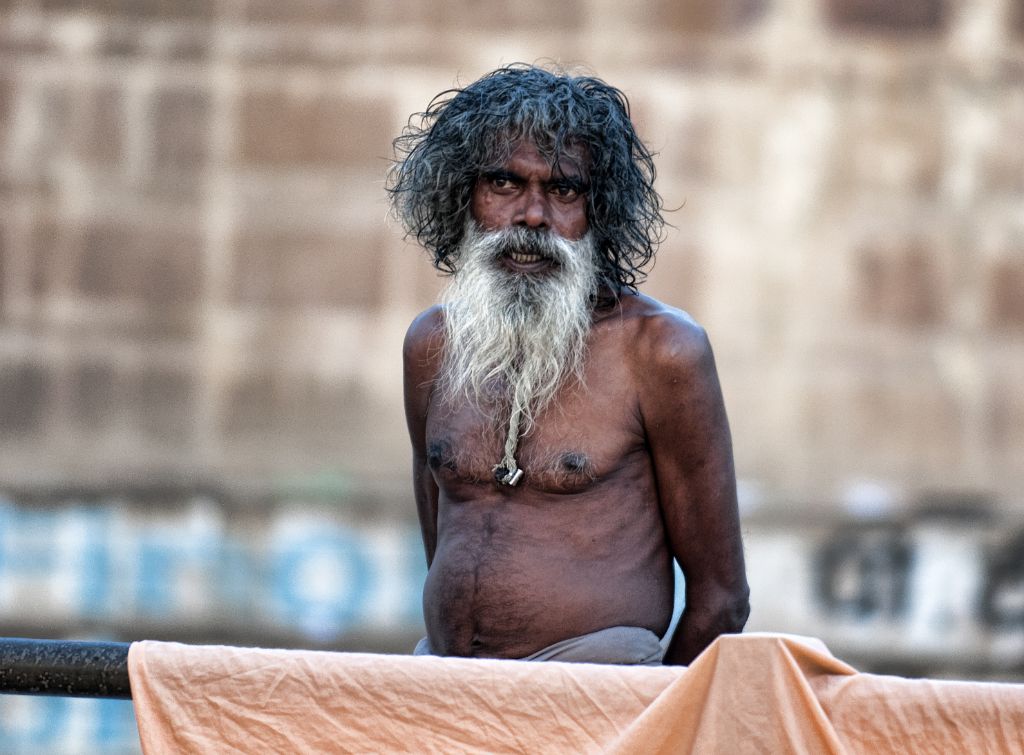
(128, 633, 1024, 753)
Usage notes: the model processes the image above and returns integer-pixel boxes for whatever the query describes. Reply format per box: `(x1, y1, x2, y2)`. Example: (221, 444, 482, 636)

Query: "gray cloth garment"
(413, 626, 665, 666)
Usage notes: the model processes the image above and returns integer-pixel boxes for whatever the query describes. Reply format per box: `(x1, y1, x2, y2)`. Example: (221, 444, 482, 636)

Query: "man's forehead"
(487, 139, 590, 178)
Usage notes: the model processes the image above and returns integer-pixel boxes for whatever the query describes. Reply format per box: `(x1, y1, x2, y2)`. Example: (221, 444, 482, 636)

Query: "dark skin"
(403, 142, 749, 665)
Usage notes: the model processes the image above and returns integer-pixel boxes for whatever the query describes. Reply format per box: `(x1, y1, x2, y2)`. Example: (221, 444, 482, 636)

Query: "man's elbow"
(703, 581, 750, 635)
(668, 582, 751, 665)
(723, 584, 751, 634)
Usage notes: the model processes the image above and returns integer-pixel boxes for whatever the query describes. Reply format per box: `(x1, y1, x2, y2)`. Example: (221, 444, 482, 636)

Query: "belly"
(423, 501, 674, 658)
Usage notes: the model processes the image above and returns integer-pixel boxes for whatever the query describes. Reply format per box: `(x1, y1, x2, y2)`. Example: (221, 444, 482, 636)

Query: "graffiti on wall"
(0, 498, 427, 641)
(746, 516, 1024, 669)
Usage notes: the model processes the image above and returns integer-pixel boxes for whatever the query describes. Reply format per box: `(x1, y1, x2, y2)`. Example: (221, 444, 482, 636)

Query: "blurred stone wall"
(0, 0, 1022, 513)
(0, 5, 1023, 745)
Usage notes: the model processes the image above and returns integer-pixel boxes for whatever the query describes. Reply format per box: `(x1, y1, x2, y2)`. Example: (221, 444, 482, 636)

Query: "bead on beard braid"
(492, 465, 524, 486)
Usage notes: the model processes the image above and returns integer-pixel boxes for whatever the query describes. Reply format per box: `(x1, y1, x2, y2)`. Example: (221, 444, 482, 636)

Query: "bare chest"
(425, 362, 644, 496)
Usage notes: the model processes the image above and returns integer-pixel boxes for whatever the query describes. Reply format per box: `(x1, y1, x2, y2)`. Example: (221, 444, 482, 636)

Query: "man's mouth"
(507, 251, 546, 265)
(481, 226, 566, 272)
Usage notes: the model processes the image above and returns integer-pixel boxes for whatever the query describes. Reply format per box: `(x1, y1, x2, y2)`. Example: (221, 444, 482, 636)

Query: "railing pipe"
(0, 638, 131, 698)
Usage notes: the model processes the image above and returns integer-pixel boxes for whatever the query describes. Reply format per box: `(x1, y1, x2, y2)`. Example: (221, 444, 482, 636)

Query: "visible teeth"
(509, 252, 543, 264)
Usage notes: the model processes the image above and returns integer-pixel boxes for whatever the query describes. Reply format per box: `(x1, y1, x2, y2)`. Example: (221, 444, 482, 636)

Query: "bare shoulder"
(403, 304, 445, 366)
(615, 293, 713, 379)
(403, 305, 445, 441)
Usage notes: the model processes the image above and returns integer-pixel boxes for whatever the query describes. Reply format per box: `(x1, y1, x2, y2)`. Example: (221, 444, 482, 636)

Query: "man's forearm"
(663, 590, 750, 666)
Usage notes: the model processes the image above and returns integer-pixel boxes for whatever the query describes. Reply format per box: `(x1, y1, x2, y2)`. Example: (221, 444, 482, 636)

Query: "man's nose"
(516, 188, 550, 229)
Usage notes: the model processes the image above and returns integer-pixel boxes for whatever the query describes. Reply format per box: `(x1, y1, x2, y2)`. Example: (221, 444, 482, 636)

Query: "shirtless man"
(389, 65, 749, 666)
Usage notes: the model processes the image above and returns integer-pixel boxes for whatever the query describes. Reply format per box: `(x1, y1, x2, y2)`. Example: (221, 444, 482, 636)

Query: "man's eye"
(551, 184, 580, 200)
(489, 176, 515, 191)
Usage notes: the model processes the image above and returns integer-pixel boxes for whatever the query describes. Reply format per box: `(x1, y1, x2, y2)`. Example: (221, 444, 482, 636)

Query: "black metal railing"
(0, 638, 131, 698)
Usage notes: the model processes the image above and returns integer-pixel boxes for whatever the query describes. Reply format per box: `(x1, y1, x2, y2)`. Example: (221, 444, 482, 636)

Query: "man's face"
(442, 144, 599, 427)
(471, 141, 589, 274)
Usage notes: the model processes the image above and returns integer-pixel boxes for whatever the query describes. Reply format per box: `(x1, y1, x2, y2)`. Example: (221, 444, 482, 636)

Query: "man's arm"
(403, 306, 444, 567)
(638, 310, 750, 666)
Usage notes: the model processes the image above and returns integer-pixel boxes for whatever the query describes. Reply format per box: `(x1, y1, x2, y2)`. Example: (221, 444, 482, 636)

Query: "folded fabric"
(129, 633, 1024, 754)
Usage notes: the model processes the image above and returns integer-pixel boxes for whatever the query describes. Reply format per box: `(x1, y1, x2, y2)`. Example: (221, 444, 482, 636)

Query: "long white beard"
(441, 222, 598, 481)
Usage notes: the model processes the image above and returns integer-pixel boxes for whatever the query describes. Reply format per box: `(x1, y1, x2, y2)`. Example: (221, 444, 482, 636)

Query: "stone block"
(236, 380, 408, 477)
(980, 103, 1024, 193)
(0, 24, 49, 57)
(152, 87, 210, 170)
(238, 90, 392, 171)
(231, 228, 381, 309)
(644, 241, 705, 317)
(987, 256, 1024, 329)
(825, 0, 946, 34)
(668, 115, 717, 184)
(76, 84, 125, 165)
(0, 77, 10, 148)
(429, 0, 585, 30)
(629, 95, 718, 184)
(223, 372, 365, 454)
(28, 217, 66, 297)
(72, 361, 118, 431)
(348, 0, 585, 29)
(831, 95, 942, 197)
(414, 255, 447, 312)
(0, 220, 6, 312)
(242, 0, 365, 24)
(802, 367, 963, 480)
(645, 0, 768, 33)
(40, 0, 214, 20)
(98, 24, 212, 60)
(0, 362, 49, 437)
(135, 367, 196, 445)
(853, 240, 945, 327)
(988, 371, 1024, 458)
(26, 86, 74, 171)
(78, 220, 203, 306)
(22, 82, 124, 168)
(224, 372, 276, 437)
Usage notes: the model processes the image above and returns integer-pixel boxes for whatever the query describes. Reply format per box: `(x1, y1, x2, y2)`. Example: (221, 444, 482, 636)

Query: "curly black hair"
(386, 64, 665, 291)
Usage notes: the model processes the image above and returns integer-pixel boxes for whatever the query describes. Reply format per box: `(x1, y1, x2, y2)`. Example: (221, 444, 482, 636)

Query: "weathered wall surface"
(0, 9, 1022, 746)
(2, 0, 1023, 513)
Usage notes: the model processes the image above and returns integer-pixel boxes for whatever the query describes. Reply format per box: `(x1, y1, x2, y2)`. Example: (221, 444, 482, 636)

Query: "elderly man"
(388, 65, 749, 666)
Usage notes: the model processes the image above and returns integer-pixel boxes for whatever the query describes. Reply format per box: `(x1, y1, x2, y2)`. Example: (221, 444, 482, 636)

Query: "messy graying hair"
(386, 64, 665, 291)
